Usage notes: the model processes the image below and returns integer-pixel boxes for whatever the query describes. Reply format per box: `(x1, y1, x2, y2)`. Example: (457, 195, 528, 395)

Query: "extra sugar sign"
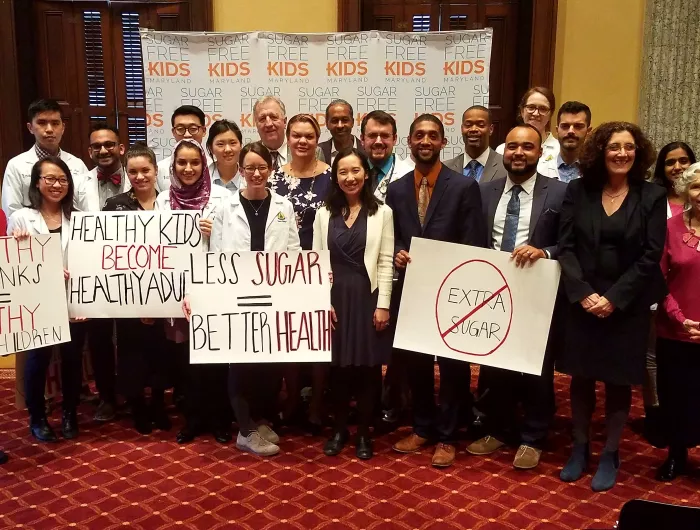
(394, 238, 560, 376)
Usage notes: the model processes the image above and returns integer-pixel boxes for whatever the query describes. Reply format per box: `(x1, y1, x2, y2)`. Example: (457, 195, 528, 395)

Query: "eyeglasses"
(89, 141, 118, 151)
(606, 143, 637, 154)
(242, 165, 270, 176)
(41, 176, 69, 186)
(524, 104, 551, 115)
(173, 125, 203, 135)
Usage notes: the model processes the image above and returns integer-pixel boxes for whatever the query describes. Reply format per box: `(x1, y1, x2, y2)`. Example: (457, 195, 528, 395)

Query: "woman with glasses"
(157, 138, 232, 445)
(206, 119, 244, 193)
(8, 157, 85, 443)
(497, 87, 559, 172)
(557, 123, 666, 491)
(269, 114, 332, 434)
(185, 141, 301, 456)
(655, 163, 700, 481)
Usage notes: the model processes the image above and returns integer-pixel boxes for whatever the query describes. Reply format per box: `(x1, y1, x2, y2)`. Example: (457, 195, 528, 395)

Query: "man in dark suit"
(445, 105, 507, 183)
(387, 114, 486, 468)
(466, 124, 568, 470)
(318, 99, 364, 165)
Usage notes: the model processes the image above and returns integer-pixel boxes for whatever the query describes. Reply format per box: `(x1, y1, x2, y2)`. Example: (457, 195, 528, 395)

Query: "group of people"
(0, 88, 697, 494)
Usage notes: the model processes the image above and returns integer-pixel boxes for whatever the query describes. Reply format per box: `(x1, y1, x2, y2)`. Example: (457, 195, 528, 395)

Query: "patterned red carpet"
(0, 370, 699, 530)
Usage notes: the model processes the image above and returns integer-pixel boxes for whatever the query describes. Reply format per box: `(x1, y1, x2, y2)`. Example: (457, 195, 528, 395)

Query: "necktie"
(270, 151, 280, 171)
(97, 169, 122, 186)
(464, 159, 481, 181)
(369, 166, 381, 190)
(558, 163, 579, 183)
(501, 184, 522, 252)
(417, 176, 429, 226)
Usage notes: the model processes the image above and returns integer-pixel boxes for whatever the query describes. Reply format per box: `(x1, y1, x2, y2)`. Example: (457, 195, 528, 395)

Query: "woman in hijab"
(156, 139, 233, 445)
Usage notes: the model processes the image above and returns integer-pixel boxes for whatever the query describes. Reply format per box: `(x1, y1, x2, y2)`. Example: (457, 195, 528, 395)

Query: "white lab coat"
(84, 167, 131, 212)
(155, 184, 231, 252)
(7, 207, 71, 266)
(210, 190, 300, 253)
(2, 148, 90, 218)
(374, 156, 415, 203)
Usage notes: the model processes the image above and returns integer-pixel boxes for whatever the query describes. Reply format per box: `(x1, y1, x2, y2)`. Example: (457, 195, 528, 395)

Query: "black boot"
(61, 410, 79, 440)
(29, 417, 58, 443)
(356, 435, 373, 460)
(656, 447, 688, 482)
(323, 430, 349, 456)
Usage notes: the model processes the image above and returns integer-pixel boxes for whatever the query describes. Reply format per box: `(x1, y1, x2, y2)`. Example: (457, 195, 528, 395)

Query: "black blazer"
(557, 178, 667, 311)
(318, 136, 364, 165)
(386, 163, 485, 285)
(480, 173, 568, 258)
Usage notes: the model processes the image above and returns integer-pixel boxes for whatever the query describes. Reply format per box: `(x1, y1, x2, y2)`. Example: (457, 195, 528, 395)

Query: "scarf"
(169, 139, 212, 211)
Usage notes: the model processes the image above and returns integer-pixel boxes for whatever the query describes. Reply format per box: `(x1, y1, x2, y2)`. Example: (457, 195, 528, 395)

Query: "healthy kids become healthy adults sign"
(67, 211, 203, 318)
(393, 238, 561, 376)
(0, 236, 71, 356)
(140, 29, 492, 162)
(187, 250, 332, 364)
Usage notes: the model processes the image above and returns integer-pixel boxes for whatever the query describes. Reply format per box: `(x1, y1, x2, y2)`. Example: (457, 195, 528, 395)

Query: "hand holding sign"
(511, 245, 546, 268)
(395, 250, 411, 269)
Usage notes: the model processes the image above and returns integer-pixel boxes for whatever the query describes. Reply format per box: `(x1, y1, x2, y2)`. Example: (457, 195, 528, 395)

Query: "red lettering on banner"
(414, 112, 455, 126)
(208, 62, 251, 77)
(146, 113, 164, 127)
(147, 62, 191, 77)
(101, 245, 177, 271)
(267, 62, 309, 77)
(325, 61, 368, 76)
(443, 60, 485, 76)
(384, 61, 425, 76)
(239, 113, 254, 127)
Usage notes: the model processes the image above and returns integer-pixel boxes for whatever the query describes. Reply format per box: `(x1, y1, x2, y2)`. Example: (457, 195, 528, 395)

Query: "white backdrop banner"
(140, 29, 492, 161)
(393, 238, 561, 376)
(188, 250, 332, 364)
(0, 236, 71, 356)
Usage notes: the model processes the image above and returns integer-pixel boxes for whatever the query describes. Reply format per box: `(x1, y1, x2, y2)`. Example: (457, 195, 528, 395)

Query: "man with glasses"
(2, 98, 90, 217)
(253, 96, 323, 170)
(540, 101, 592, 182)
(156, 105, 212, 192)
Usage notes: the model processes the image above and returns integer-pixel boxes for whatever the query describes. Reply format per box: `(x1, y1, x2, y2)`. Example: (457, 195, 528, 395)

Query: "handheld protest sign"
(188, 250, 332, 363)
(394, 238, 560, 375)
(67, 211, 202, 318)
(0, 235, 71, 356)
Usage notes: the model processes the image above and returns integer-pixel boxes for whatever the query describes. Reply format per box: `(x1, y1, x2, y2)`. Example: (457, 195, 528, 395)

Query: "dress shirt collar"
(465, 146, 491, 168)
(557, 153, 579, 168)
(414, 161, 442, 189)
(504, 173, 537, 195)
(34, 144, 61, 160)
(371, 153, 395, 176)
(211, 162, 242, 191)
(331, 137, 356, 158)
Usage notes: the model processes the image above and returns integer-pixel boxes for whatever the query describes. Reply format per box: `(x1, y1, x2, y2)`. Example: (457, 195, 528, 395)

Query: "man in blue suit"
(387, 114, 486, 468)
(467, 124, 568, 470)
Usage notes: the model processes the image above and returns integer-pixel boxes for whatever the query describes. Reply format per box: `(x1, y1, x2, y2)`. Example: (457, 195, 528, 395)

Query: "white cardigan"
(313, 203, 394, 309)
(7, 207, 71, 266)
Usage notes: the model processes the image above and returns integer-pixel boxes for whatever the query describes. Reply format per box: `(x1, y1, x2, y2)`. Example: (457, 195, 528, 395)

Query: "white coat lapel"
(266, 195, 285, 231)
(61, 212, 71, 254)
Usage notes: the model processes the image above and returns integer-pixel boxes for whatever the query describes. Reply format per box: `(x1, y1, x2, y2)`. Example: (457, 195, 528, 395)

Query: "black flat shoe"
(176, 425, 198, 444)
(213, 428, 232, 444)
(656, 453, 687, 482)
(0, 450, 8, 464)
(30, 417, 58, 442)
(323, 430, 349, 456)
(356, 435, 373, 460)
(61, 411, 79, 440)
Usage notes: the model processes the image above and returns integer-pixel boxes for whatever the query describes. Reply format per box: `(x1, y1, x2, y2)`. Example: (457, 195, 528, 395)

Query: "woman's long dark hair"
(27, 156, 74, 218)
(652, 141, 696, 191)
(579, 121, 656, 189)
(326, 148, 379, 218)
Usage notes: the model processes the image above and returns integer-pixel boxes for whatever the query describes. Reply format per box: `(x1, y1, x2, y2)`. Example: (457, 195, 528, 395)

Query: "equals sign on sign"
(0, 293, 11, 304)
(237, 295, 272, 307)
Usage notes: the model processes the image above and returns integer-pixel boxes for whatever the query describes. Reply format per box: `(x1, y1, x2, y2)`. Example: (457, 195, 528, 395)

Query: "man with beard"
(387, 114, 485, 468)
(360, 110, 415, 202)
(541, 101, 592, 182)
(467, 124, 568, 470)
(445, 105, 507, 183)
(319, 99, 364, 165)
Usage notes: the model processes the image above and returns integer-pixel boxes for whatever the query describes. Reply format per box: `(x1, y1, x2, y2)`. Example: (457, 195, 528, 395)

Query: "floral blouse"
(269, 167, 332, 250)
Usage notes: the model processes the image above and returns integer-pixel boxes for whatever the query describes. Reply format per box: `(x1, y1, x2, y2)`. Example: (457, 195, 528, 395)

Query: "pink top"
(657, 213, 700, 343)
(669, 201, 684, 218)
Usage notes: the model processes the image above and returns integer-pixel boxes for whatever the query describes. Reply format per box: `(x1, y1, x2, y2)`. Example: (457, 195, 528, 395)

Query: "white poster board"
(188, 250, 332, 363)
(0, 235, 71, 356)
(393, 238, 561, 375)
(67, 211, 202, 318)
(141, 30, 492, 162)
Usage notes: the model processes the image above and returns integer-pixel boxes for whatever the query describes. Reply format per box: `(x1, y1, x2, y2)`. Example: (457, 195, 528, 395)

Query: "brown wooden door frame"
(338, 0, 558, 89)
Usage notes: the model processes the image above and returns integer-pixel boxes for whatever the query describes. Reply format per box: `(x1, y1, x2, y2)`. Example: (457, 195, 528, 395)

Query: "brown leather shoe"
(513, 444, 542, 469)
(393, 433, 429, 453)
(432, 443, 456, 467)
(466, 435, 505, 456)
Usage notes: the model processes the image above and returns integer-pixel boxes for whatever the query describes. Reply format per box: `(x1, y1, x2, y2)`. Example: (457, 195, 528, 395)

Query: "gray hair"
(253, 96, 286, 118)
(674, 161, 700, 198)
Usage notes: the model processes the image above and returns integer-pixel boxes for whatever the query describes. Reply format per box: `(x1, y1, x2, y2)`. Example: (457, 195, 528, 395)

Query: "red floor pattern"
(0, 370, 699, 530)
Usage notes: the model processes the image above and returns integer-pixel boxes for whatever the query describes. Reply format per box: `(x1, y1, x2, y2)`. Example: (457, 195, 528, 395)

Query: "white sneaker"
(257, 424, 280, 444)
(236, 431, 279, 456)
